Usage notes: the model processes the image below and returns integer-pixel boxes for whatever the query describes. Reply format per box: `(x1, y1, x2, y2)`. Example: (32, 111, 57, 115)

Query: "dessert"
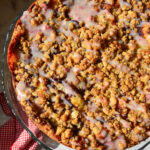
(7, 0, 150, 149)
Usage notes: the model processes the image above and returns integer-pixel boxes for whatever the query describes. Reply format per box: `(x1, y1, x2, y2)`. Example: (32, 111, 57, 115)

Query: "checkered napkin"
(0, 92, 43, 150)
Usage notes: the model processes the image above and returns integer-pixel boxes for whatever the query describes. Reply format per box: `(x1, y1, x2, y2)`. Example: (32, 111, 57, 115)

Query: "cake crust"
(8, 0, 150, 150)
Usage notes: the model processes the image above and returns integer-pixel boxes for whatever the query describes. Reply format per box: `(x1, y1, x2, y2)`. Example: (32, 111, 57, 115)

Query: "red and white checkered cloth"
(0, 92, 43, 150)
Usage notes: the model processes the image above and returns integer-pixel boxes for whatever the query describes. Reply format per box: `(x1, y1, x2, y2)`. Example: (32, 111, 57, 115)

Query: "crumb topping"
(12, 0, 150, 149)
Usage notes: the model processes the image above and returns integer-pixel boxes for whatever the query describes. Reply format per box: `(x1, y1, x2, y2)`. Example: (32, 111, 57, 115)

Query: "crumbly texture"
(8, 0, 150, 150)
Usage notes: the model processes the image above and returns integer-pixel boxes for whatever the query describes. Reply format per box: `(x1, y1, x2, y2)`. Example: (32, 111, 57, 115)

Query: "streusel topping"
(13, 0, 150, 149)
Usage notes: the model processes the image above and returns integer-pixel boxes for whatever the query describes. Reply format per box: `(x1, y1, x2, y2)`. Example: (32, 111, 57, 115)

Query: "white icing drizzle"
(106, 135, 126, 150)
(96, 116, 105, 123)
(39, 77, 45, 83)
(137, 21, 150, 27)
(119, 0, 131, 8)
(101, 129, 107, 137)
(127, 100, 146, 112)
(20, 53, 30, 64)
(82, 113, 98, 124)
(73, 52, 82, 59)
(126, 96, 132, 101)
(134, 33, 149, 47)
(136, 87, 144, 94)
(130, 31, 149, 48)
(21, 7, 54, 41)
(51, 95, 56, 102)
(16, 81, 30, 100)
(78, 81, 86, 90)
(66, 68, 78, 84)
(123, 95, 147, 113)
(146, 94, 150, 103)
(144, 118, 150, 127)
(21, 11, 42, 38)
(88, 102, 98, 112)
(99, 9, 114, 21)
(109, 60, 130, 73)
(39, 69, 48, 78)
(61, 97, 73, 107)
(83, 113, 106, 125)
(31, 42, 44, 60)
(58, 20, 77, 39)
(63, 0, 74, 6)
(88, 148, 94, 150)
(131, 129, 144, 142)
(20, 11, 31, 30)
(118, 18, 128, 26)
(72, 67, 80, 73)
(119, 119, 130, 128)
(114, 135, 126, 150)
(62, 81, 77, 96)
(69, 0, 98, 27)
(70, 141, 80, 146)
(42, 24, 55, 42)
(105, 0, 113, 5)
(42, 7, 53, 20)
(86, 49, 97, 55)
(84, 41, 101, 49)
(69, 0, 115, 28)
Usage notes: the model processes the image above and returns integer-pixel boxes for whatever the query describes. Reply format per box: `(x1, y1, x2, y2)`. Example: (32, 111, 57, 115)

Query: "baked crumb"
(8, 0, 150, 149)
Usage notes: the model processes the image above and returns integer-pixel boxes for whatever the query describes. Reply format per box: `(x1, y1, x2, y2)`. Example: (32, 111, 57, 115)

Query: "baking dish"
(1, 11, 150, 150)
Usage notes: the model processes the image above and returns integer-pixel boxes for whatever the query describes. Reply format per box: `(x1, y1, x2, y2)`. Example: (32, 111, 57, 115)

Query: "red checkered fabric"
(0, 92, 43, 150)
